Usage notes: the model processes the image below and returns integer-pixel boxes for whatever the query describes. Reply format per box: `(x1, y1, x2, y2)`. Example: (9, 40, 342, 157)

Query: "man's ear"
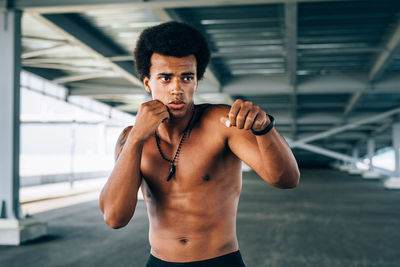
(143, 76, 151, 93)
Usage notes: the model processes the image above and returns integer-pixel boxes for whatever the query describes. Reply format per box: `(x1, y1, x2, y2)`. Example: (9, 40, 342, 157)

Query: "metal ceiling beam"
(207, 28, 281, 35)
(293, 141, 394, 174)
(22, 35, 68, 44)
(289, 140, 360, 164)
(299, 47, 383, 55)
(369, 18, 400, 83)
(212, 50, 284, 58)
(68, 87, 144, 96)
(22, 62, 110, 72)
(298, 125, 376, 132)
(21, 44, 68, 59)
(223, 72, 400, 95)
(341, 19, 400, 129)
(231, 69, 285, 75)
(109, 55, 132, 62)
(29, 13, 142, 86)
(299, 73, 363, 93)
(68, 82, 139, 90)
(224, 74, 291, 95)
(293, 107, 400, 145)
(53, 71, 113, 84)
(22, 57, 95, 64)
(355, 118, 393, 148)
(342, 80, 373, 118)
(296, 130, 368, 140)
(14, 0, 356, 14)
(343, 90, 364, 117)
(152, 8, 222, 89)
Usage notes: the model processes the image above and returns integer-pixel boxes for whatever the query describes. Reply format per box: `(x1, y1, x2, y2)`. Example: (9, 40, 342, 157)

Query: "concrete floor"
(1, 169, 399, 267)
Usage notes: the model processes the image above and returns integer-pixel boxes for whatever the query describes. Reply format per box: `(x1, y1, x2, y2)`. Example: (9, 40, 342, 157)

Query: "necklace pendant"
(167, 164, 176, 181)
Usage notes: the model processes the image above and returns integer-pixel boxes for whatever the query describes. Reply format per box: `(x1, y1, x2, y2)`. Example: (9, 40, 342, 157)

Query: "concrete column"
(0, 10, 47, 245)
(353, 148, 359, 162)
(367, 138, 375, 171)
(348, 147, 362, 175)
(362, 138, 380, 179)
(69, 122, 77, 187)
(0, 9, 23, 222)
(393, 123, 400, 177)
(384, 122, 400, 189)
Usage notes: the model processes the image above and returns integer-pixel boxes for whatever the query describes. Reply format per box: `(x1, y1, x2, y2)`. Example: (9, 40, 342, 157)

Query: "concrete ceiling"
(10, 0, 400, 167)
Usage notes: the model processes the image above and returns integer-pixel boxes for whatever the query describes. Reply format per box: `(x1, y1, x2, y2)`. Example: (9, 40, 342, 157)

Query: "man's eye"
(160, 77, 170, 82)
(183, 77, 193, 81)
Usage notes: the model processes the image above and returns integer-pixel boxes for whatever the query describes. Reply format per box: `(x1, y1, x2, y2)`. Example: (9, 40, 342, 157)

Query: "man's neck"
(157, 104, 195, 143)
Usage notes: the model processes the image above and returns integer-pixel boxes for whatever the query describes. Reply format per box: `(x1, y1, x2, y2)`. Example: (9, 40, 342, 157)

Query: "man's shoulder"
(115, 125, 134, 144)
(121, 125, 134, 135)
(193, 104, 231, 136)
(195, 103, 230, 119)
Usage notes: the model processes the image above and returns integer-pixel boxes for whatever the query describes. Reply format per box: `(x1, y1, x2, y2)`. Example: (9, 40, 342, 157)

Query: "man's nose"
(170, 79, 183, 95)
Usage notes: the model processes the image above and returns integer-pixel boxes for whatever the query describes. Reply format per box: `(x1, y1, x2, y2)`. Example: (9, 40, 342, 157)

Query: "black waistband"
(145, 250, 246, 267)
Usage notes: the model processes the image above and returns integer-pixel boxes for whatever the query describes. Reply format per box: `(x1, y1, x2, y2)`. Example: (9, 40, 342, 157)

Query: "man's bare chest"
(140, 131, 229, 191)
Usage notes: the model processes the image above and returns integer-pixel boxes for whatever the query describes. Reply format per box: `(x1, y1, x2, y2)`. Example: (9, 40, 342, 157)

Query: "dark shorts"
(145, 250, 246, 267)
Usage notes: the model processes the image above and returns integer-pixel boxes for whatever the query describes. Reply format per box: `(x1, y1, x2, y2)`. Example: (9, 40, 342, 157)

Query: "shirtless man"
(99, 21, 300, 266)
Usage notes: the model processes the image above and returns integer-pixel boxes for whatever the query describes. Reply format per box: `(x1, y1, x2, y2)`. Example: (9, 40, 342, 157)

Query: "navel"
(203, 174, 211, 181)
(179, 238, 189, 244)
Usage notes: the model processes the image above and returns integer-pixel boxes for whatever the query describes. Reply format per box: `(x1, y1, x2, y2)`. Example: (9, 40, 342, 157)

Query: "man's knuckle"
(235, 99, 243, 105)
(253, 121, 261, 127)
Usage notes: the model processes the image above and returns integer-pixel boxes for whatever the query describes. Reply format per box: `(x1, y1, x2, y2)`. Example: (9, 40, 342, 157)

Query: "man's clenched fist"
(220, 99, 269, 132)
(133, 100, 170, 142)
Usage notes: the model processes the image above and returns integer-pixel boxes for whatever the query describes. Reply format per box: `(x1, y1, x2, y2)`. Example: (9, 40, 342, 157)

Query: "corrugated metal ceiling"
(13, 0, 400, 166)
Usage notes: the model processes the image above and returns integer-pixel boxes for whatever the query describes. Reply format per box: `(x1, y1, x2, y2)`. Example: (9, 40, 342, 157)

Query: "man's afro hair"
(134, 21, 211, 81)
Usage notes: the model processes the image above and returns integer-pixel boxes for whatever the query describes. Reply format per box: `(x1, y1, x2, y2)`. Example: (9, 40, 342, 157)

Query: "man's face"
(144, 53, 198, 119)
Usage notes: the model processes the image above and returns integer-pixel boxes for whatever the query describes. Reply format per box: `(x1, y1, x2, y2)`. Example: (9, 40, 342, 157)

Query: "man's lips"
(168, 100, 185, 110)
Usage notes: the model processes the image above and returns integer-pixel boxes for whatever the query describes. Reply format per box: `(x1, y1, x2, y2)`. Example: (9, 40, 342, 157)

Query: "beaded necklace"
(154, 107, 195, 181)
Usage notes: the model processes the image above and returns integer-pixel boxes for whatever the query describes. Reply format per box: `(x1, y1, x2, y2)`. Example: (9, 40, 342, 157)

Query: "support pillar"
(362, 138, 380, 179)
(69, 122, 77, 188)
(367, 138, 375, 171)
(384, 122, 400, 189)
(348, 147, 362, 175)
(0, 9, 47, 245)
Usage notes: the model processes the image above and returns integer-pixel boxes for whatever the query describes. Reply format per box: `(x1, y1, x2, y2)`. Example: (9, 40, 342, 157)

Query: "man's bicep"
(227, 130, 263, 172)
(114, 126, 133, 162)
(213, 104, 262, 170)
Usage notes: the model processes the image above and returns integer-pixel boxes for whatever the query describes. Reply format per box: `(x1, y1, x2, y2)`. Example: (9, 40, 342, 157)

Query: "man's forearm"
(255, 128, 300, 188)
(99, 135, 144, 228)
